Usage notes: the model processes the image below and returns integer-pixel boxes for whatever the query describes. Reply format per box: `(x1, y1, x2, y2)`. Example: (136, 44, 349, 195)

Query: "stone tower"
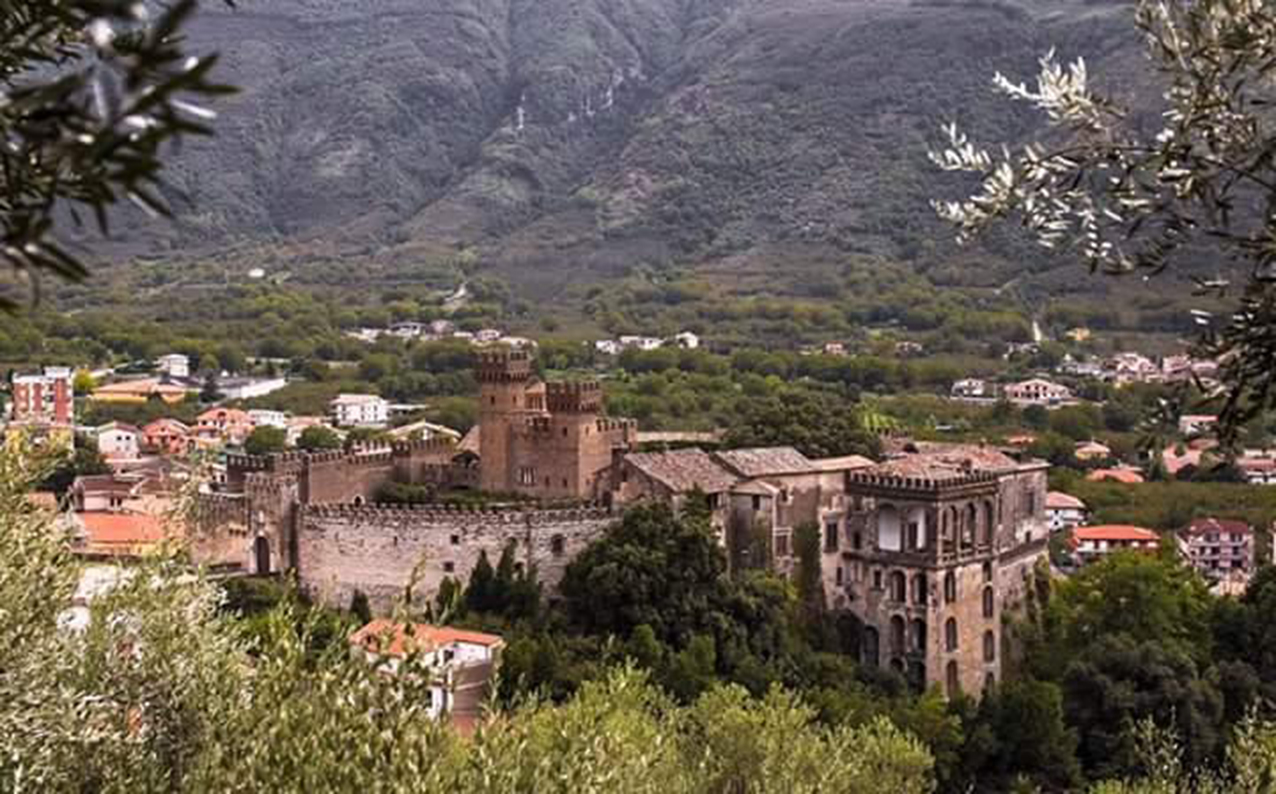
(476, 348, 533, 492)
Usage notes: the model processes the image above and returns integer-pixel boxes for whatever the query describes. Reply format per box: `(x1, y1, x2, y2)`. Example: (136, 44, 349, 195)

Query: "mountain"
(121, 0, 1155, 313)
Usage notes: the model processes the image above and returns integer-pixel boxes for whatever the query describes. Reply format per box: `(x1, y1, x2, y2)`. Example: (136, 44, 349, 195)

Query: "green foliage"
(38, 435, 109, 495)
(243, 425, 287, 456)
(296, 425, 342, 452)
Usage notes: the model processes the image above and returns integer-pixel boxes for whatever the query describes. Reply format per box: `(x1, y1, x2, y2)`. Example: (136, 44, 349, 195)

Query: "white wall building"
(95, 422, 141, 460)
(219, 377, 288, 401)
(1046, 491, 1088, 532)
(331, 394, 389, 428)
(155, 354, 190, 379)
(1003, 378, 1073, 406)
(248, 409, 288, 430)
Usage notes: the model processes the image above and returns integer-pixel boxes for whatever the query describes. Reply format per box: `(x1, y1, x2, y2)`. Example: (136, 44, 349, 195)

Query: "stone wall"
(298, 503, 615, 614)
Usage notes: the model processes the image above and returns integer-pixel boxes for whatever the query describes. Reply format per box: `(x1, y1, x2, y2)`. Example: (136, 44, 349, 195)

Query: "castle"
(196, 351, 1048, 698)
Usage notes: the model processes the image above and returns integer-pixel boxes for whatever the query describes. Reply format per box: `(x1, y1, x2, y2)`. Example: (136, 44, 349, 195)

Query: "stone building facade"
(826, 443, 1049, 697)
(476, 349, 636, 500)
(300, 503, 613, 613)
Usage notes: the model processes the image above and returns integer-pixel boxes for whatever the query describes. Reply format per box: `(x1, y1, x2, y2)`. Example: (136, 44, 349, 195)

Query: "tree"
(724, 387, 881, 459)
(930, 0, 1276, 441)
(37, 435, 110, 495)
(0, 1, 234, 308)
(243, 426, 287, 456)
(296, 425, 342, 452)
(200, 372, 222, 403)
(794, 522, 825, 623)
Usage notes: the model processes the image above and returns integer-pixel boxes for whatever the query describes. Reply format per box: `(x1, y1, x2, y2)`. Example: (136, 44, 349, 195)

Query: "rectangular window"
(775, 533, 790, 557)
(443, 562, 455, 573)
(873, 569, 883, 590)
(450, 534, 460, 545)
(752, 495, 762, 511)
(836, 566, 844, 585)
(518, 467, 536, 486)
(824, 521, 839, 552)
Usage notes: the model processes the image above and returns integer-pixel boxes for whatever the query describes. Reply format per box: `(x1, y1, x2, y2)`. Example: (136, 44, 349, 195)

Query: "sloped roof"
(76, 512, 167, 555)
(349, 619, 504, 658)
(1073, 525, 1159, 542)
(714, 447, 814, 477)
(807, 455, 876, 472)
(1182, 517, 1252, 536)
(868, 442, 1023, 481)
(1046, 491, 1087, 511)
(142, 418, 190, 434)
(458, 426, 481, 455)
(1086, 468, 1145, 484)
(624, 449, 738, 494)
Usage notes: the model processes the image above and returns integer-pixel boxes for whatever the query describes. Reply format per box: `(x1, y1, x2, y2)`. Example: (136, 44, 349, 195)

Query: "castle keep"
(195, 352, 1048, 697)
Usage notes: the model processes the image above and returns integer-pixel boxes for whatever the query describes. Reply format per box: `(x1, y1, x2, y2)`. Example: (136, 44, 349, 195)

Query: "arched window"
(911, 619, 927, 653)
(981, 501, 996, 546)
(890, 615, 907, 654)
(908, 506, 927, 550)
(946, 660, 960, 697)
(909, 661, 927, 691)
(863, 627, 880, 667)
(943, 506, 958, 546)
(945, 617, 959, 651)
(890, 571, 907, 603)
(984, 672, 996, 693)
(983, 561, 993, 583)
(878, 505, 902, 551)
(983, 630, 996, 662)
(963, 503, 977, 549)
(912, 572, 928, 605)
(982, 586, 995, 619)
(944, 571, 957, 603)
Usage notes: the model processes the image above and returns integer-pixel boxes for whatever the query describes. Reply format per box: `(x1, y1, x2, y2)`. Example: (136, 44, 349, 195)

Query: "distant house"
(331, 394, 389, 428)
(895, 340, 924, 357)
(1046, 491, 1088, 532)
(90, 379, 187, 405)
(1107, 352, 1160, 385)
(821, 341, 847, 356)
(1065, 327, 1091, 343)
(594, 340, 621, 356)
(1086, 468, 1145, 485)
(218, 376, 287, 401)
(951, 379, 989, 399)
(69, 511, 168, 560)
(155, 354, 190, 379)
(1071, 525, 1160, 564)
(95, 422, 141, 461)
(1177, 518, 1254, 579)
(1236, 452, 1276, 485)
(674, 331, 701, 350)
(349, 620, 504, 725)
(475, 329, 503, 344)
(1074, 440, 1112, 462)
(387, 420, 462, 443)
(1178, 415, 1218, 436)
(1003, 378, 1073, 406)
(388, 322, 427, 339)
(247, 409, 288, 430)
(618, 335, 664, 352)
(196, 408, 255, 445)
(285, 416, 332, 446)
(142, 418, 193, 456)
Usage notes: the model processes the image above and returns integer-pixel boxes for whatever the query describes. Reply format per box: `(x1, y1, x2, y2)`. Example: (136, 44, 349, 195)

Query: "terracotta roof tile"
(714, 447, 814, 477)
(349, 619, 504, 658)
(1182, 517, 1251, 536)
(1073, 525, 1159, 542)
(1046, 491, 1087, 510)
(625, 449, 738, 494)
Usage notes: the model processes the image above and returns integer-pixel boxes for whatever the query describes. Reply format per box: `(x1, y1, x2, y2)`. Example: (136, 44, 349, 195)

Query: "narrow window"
(443, 561, 455, 574)
(551, 535, 565, 557)
(945, 618, 958, 652)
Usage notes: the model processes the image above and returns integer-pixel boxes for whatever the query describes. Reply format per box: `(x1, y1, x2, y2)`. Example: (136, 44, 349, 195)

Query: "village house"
(196, 407, 255, 445)
(331, 394, 390, 428)
(1107, 352, 1160, 385)
(1237, 451, 1276, 485)
(91, 379, 187, 405)
(218, 376, 288, 401)
(1003, 378, 1072, 406)
(1073, 440, 1112, 462)
(10, 366, 74, 425)
(247, 409, 287, 429)
(1070, 525, 1160, 564)
(674, 331, 701, 350)
(1177, 518, 1254, 579)
(951, 379, 989, 399)
(68, 511, 169, 560)
(94, 422, 142, 461)
(141, 418, 194, 456)
(1045, 491, 1088, 531)
(285, 415, 332, 446)
(1178, 415, 1218, 436)
(348, 620, 504, 727)
(155, 354, 191, 379)
(1087, 468, 1145, 484)
(618, 335, 665, 352)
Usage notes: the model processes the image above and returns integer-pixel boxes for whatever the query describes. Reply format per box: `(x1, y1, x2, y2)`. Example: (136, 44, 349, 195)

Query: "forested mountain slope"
(128, 0, 1150, 307)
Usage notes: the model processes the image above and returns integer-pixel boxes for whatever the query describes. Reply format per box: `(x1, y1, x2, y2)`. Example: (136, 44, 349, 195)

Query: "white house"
(331, 394, 389, 428)
(247, 409, 288, 430)
(951, 378, 988, 399)
(475, 329, 503, 344)
(1003, 378, 1073, 406)
(1046, 491, 1088, 532)
(349, 620, 504, 722)
(595, 340, 622, 356)
(1070, 525, 1159, 564)
(219, 376, 288, 401)
(155, 354, 190, 379)
(618, 335, 664, 351)
(95, 422, 141, 460)
(673, 331, 701, 350)
(389, 322, 427, 339)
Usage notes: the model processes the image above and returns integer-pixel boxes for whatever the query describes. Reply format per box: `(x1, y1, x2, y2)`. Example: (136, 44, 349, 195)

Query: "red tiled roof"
(625, 449, 739, 494)
(714, 447, 814, 477)
(76, 512, 167, 555)
(867, 443, 1023, 481)
(349, 619, 504, 658)
(1046, 491, 1086, 510)
(1182, 517, 1251, 537)
(1087, 468, 1145, 484)
(1073, 525, 1159, 542)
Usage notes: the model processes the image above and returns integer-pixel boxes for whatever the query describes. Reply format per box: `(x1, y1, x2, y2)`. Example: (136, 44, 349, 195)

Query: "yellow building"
(90, 379, 188, 405)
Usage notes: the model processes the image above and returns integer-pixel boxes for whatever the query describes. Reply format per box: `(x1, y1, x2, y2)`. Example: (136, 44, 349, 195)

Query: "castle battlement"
(546, 380, 602, 414)
(476, 348, 532, 383)
(847, 470, 1000, 493)
(302, 501, 611, 524)
(596, 417, 637, 433)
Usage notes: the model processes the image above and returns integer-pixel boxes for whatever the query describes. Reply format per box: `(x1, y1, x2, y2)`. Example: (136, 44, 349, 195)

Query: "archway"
(889, 571, 907, 603)
(907, 506, 928, 550)
(890, 615, 907, 654)
(911, 618, 927, 653)
(946, 661, 960, 697)
(863, 627, 880, 667)
(981, 500, 996, 546)
(912, 572, 928, 605)
(254, 536, 271, 575)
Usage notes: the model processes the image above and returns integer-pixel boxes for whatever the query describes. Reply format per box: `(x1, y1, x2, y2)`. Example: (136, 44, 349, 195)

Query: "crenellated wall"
(298, 503, 614, 614)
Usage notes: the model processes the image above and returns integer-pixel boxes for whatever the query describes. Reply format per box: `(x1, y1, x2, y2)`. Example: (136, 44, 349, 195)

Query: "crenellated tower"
(476, 348, 536, 492)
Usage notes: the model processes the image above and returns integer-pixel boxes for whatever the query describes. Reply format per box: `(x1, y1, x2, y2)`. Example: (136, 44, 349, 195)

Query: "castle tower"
(477, 348, 534, 492)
